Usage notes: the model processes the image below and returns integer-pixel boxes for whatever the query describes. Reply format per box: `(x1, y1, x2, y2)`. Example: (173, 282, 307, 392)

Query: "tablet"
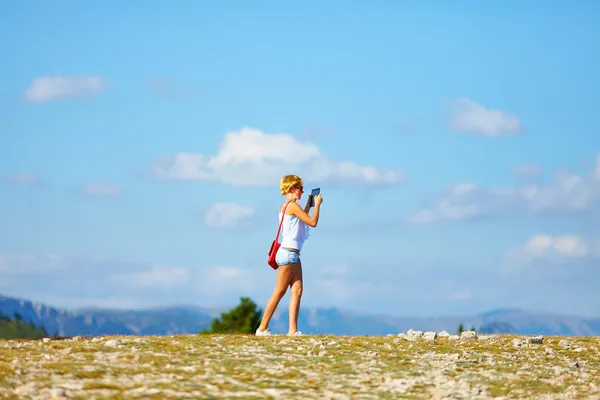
(310, 188, 320, 207)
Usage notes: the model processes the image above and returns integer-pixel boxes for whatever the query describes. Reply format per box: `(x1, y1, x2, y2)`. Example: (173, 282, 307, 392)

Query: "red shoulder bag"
(267, 201, 291, 270)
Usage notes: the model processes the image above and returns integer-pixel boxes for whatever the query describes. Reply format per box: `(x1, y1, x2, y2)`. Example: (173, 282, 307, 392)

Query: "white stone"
(423, 331, 437, 342)
(264, 388, 283, 397)
(448, 335, 460, 341)
(559, 340, 571, 348)
(104, 339, 121, 348)
(528, 335, 543, 344)
(42, 338, 51, 343)
(406, 329, 423, 341)
(14, 383, 37, 397)
(460, 331, 477, 341)
(48, 388, 67, 397)
(437, 330, 450, 338)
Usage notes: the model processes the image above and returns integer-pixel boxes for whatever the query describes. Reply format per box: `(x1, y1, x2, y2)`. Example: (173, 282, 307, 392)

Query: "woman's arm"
(303, 195, 312, 213)
(288, 200, 321, 228)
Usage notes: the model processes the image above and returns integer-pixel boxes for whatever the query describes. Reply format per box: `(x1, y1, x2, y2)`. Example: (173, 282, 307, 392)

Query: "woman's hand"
(314, 193, 323, 206)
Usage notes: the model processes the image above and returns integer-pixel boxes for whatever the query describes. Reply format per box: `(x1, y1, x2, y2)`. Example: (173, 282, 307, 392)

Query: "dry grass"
(1, 333, 599, 399)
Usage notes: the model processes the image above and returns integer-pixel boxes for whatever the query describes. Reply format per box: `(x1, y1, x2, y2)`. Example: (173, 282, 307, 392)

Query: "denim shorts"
(276, 247, 300, 266)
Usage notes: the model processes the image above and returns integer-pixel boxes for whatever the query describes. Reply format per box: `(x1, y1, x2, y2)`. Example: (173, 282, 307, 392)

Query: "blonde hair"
(280, 174, 303, 195)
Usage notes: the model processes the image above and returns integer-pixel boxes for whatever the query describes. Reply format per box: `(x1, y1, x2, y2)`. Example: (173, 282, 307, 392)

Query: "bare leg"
(288, 260, 303, 334)
(258, 264, 295, 331)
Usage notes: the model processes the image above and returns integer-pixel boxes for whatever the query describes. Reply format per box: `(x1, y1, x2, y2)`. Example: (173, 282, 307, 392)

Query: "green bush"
(0, 312, 49, 339)
(200, 297, 263, 334)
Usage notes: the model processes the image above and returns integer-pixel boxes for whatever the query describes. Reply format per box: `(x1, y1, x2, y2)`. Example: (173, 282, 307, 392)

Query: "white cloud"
(311, 263, 353, 303)
(4, 173, 41, 185)
(512, 164, 543, 178)
(408, 154, 600, 224)
(153, 127, 405, 187)
(448, 98, 522, 136)
(25, 76, 105, 103)
(83, 182, 121, 197)
(113, 266, 188, 288)
(0, 254, 66, 274)
(145, 77, 197, 98)
(452, 289, 473, 300)
(209, 267, 246, 279)
(302, 124, 336, 140)
(146, 77, 173, 94)
(502, 234, 600, 279)
(0, 252, 267, 309)
(205, 203, 254, 228)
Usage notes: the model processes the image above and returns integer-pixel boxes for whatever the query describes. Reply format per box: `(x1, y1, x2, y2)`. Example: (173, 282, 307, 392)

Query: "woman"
(256, 174, 323, 337)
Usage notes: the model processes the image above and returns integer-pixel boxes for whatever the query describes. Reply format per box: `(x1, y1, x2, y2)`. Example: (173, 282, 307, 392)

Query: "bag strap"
(274, 201, 291, 242)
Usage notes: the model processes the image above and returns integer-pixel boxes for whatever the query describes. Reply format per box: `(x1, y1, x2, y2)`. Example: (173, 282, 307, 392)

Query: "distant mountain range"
(1, 294, 599, 337)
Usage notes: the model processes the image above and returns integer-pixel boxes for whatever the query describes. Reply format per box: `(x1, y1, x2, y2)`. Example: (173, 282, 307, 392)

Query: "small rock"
(512, 338, 523, 347)
(133, 338, 148, 345)
(423, 331, 437, 342)
(264, 388, 283, 397)
(42, 338, 51, 343)
(318, 350, 328, 357)
(460, 331, 477, 341)
(48, 388, 67, 398)
(437, 330, 450, 338)
(448, 335, 460, 341)
(559, 340, 571, 348)
(91, 337, 103, 343)
(326, 341, 339, 346)
(14, 383, 37, 397)
(104, 339, 121, 348)
(528, 335, 543, 344)
(553, 366, 563, 374)
(406, 329, 423, 341)
(397, 333, 407, 340)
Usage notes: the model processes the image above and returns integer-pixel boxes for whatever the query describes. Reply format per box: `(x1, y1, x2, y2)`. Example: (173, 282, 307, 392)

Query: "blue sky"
(1, 1, 600, 318)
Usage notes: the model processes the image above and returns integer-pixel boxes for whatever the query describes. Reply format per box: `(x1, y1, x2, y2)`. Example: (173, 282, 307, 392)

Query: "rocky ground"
(1, 330, 599, 399)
